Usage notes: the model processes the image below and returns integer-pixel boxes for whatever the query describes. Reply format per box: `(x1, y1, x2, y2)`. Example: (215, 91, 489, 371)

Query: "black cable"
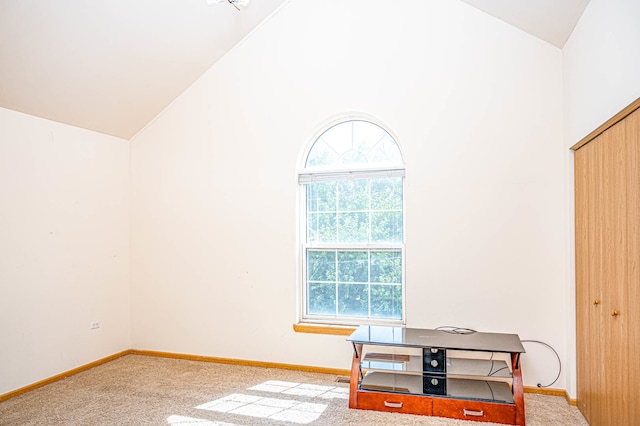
(435, 325, 561, 387)
(521, 339, 562, 388)
(489, 366, 510, 377)
(485, 381, 495, 400)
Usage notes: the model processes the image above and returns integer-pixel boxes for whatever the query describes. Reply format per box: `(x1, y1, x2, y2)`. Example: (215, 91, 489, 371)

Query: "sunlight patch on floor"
(168, 379, 347, 425)
(196, 393, 327, 424)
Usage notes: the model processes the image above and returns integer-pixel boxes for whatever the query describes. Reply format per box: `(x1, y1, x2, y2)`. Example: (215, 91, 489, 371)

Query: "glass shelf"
(360, 371, 515, 404)
(361, 353, 512, 378)
(348, 325, 525, 354)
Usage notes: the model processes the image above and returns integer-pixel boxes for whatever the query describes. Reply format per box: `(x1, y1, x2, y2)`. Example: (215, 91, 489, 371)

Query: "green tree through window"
(299, 119, 405, 323)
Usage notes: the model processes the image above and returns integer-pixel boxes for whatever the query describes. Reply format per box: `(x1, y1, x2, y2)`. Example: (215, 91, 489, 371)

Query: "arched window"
(299, 119, 405, 324)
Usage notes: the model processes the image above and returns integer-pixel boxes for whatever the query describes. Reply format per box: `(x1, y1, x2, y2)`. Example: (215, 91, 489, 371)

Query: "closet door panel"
(586, 133, 607, 426)
(625, 108, 640, 425)
(601, 120, 629, 425)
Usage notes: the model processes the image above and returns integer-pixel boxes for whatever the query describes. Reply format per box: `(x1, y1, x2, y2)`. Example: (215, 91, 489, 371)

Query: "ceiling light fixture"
(206, 0, 250, 11)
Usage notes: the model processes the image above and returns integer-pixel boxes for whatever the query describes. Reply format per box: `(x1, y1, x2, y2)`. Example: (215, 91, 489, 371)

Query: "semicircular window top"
(299, 119, 405, 325)
(304, 120, 404, 170)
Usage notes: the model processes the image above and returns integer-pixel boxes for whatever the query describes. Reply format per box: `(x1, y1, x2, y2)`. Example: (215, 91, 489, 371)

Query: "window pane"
(337, 251, 368, 283)
(308, 282, 336, 316)
(371, 177, 402, 211)
(307, 250, 336, 282)
(352, 120, 384, 156)
(338, 150, 368, 165)
(305, 139, 338, 168)
(307, 182, 336, 212)
(308, 213, 337, 243)
(337, 284, 368, 317)
(371, 211, 403, 243)
(368, 135, 403, 164)
(338, 180, 368, 211)
(320, 123, 353, 161)
(338, 212, 369, 243)
(370, 284, 402, 319)
(370, 251, 402, 283)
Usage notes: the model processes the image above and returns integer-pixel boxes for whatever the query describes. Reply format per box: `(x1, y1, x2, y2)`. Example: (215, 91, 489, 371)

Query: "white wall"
(0, 108, 130, 396)
(563, 0, 640, 146)
(131, 0, 566, 389)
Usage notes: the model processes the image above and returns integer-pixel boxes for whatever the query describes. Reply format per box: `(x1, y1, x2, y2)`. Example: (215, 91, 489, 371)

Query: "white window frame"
(297, 117, 406, 326)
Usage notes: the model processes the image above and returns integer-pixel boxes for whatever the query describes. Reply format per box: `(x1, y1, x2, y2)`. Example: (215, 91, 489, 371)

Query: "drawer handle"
(384, 401, 403, 409)
(463, 409, 484, 417)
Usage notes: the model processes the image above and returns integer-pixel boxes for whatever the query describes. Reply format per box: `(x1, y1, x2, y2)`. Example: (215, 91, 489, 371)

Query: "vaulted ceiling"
(0, 0, 589, 140)
(461, 0, 589, 48)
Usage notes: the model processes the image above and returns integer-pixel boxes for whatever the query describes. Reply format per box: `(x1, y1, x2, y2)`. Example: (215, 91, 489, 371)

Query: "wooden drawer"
(432, 398, 516, 424)
(355, 390, 432, 415)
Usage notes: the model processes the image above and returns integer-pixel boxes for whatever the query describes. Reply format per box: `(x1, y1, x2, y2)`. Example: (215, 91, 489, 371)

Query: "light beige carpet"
(0, 355, 588, 426)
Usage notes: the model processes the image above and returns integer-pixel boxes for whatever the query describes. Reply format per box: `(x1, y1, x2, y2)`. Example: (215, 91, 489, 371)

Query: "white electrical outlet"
(90, 321, 100, 330)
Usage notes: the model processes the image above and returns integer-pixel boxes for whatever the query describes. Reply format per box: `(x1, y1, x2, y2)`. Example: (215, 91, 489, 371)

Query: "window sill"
(293, 323, 357, 336)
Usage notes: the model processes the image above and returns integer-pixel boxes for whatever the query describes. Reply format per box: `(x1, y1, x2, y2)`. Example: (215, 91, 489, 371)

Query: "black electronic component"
(422, 374, 446, 395)
(423, 347, 446, 374)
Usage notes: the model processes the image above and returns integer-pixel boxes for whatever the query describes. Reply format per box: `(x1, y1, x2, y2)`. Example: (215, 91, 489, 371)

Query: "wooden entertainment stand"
(347, 325, 526, 425)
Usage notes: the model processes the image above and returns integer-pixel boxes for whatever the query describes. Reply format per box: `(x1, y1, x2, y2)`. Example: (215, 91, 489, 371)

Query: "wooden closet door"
(575, 105, 640, 426)
(600, 116, 629, 425)
(574, 141, 593, 421)
(575, 138, 605, 422)
(575, 131, 608, 426)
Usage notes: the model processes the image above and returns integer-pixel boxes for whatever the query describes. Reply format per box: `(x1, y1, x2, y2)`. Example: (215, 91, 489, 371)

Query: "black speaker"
(423, 347, 446, 374)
